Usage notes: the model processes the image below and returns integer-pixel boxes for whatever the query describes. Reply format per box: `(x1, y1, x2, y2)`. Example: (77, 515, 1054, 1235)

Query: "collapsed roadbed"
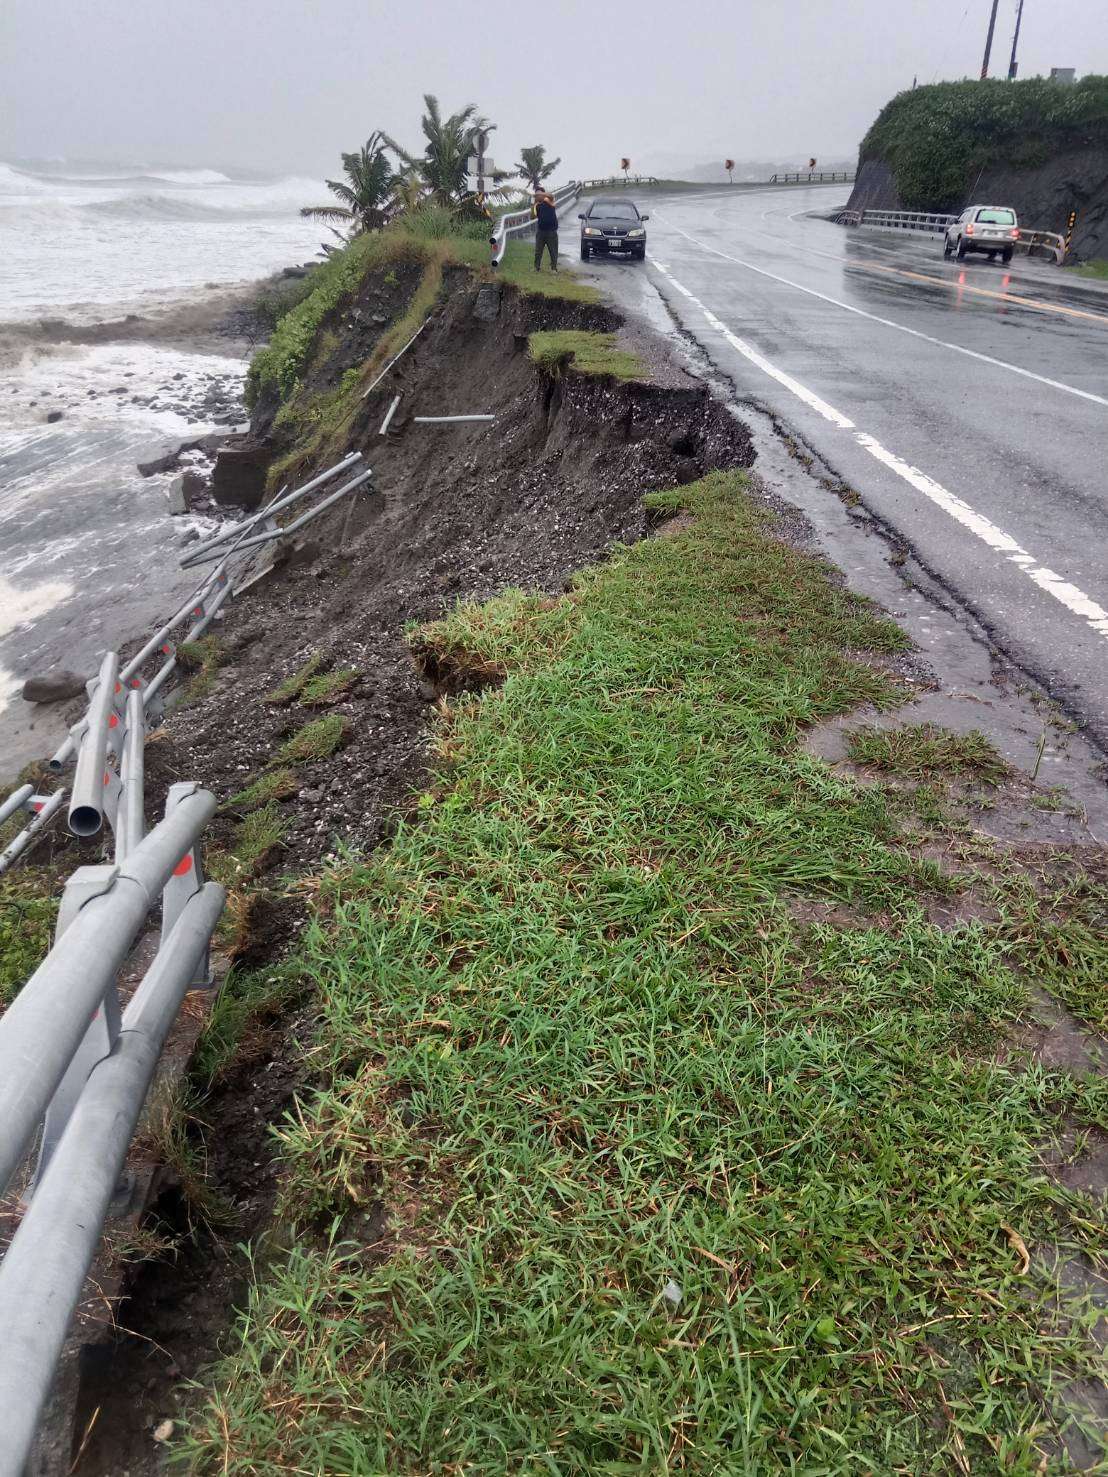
(6, 242, 1107, 1473)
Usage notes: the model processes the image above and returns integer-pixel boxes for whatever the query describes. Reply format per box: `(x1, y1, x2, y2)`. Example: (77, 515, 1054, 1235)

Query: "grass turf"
(1069, 259, 1108, 280)
(179, 472, 1106, 1473)
(275, 714, 352, 766)
(529, 329, 645, 381)
(847, 722, 1009, 785)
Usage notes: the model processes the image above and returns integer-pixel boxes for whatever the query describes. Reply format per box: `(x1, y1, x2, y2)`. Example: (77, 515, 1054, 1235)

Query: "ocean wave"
(81, 186, 318, 222)
(0, 163, 50, 196)
(147, 168, 232, 185)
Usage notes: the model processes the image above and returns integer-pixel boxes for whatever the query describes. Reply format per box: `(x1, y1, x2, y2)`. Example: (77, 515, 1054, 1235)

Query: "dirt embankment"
(61, 265, 755, 1473)
(148, 273, 752, 874)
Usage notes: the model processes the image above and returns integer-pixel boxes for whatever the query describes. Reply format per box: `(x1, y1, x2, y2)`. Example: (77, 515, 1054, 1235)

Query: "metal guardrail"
(841, 208, 1067, 263)
(1014, 228, 1068, 265)
(491, 180, 582, 265)
(770, 171, 855, 184)
(579, 175, 660, 190)
(0, 448, 378, 1466)
(850, 208, 957, 234)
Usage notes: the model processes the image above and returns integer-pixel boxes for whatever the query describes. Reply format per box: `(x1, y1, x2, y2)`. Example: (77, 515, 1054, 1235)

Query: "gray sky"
(4, 0, 1107, 179)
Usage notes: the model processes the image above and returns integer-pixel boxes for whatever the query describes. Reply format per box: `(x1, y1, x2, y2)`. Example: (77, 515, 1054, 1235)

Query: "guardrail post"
(30, 865, 124, 1195)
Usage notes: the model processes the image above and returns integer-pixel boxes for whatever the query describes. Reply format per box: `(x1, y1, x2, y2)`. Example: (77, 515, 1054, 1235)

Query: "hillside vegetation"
(860, 75, 1108, 210)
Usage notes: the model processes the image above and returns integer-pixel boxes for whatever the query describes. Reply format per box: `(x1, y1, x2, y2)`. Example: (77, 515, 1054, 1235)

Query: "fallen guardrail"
(841, 208, 1067, 263)
(0, 785, 222, 1474)
(0, 447, 376, 1468)
(491, 181, 582, 265)
(0, 453, 372, 874)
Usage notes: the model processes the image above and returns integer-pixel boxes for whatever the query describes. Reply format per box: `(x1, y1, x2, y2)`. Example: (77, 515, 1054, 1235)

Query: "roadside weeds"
(176, 470, 1108, 1473)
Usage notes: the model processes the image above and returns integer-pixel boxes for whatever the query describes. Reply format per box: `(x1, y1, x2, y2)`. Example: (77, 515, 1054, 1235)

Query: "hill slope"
(846, 76, 1108, 260)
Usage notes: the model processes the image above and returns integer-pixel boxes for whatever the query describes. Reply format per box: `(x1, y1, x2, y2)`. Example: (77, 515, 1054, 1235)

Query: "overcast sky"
(3, 0, 1107, 179)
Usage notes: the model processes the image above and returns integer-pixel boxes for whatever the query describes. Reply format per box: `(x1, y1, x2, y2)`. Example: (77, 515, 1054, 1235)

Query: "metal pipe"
(378, 394, 401, 435)
(67, 652, 119, 838)
(360, 322, 429, 400)
(182, 468, 374, 566)
(0, 785, 32, 829)
(115, 689, 145, 862)
(48, 479, 275, 775)
(141, 577, 235, 708)
(0, 787, 217, 1195)
(0, 791, 66, 876)
(181, 453, 361, 565)
(0, 883, 225, 1476)
(412, 415, 496, 424)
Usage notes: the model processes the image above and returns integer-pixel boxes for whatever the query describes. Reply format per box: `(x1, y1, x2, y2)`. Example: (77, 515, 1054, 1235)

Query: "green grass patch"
(247, 232, 439, 408)
(225, 769, 300, 814)
(0, 868, 58, 1008)
(192, 959, 306, 1090)
(176, 635, 229, 704)
(275, 715, 352, 766)
(266, 654, 327, 706)
(209, 803, 288, 889)
(472, 237, 599, 303)
(298, 668, 361, 708)
(847, 722, 1009, 785)
(1069, 258, 1108, 279)
(529, 329, 644, 381)
(995, 862, 1108, 1033)
(179, 470, 1106, 1472)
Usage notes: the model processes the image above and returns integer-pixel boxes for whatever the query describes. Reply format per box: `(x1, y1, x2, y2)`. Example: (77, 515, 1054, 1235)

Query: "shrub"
(860, 75, 1108, 209)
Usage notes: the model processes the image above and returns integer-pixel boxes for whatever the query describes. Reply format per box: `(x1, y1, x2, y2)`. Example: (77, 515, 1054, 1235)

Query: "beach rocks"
(138, 447, 183, 477)
(168, 468, 207, 514)
(137, 432, 228, 479)
(45, 409, 64, 424)
(22, 670, 87, 704)
(211, 434, 272, 510)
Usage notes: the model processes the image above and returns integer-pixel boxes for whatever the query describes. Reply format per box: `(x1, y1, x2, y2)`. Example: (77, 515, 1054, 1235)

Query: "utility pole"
(980, 0, 1001, 78)
(1008, 0, 1026, 79)
(476, 129, 488, 209)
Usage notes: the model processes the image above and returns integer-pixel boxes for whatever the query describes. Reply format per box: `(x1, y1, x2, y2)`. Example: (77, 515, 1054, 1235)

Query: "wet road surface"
(575, 184, 1108, 750)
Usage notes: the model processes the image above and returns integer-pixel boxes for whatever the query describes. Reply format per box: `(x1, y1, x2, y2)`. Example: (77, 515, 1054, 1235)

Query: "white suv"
(943, 206, 1019, 264)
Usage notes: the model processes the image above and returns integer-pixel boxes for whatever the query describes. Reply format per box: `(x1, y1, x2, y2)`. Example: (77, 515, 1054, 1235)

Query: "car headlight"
(584, 227, 602, 236)
(627, 228, 645, 238)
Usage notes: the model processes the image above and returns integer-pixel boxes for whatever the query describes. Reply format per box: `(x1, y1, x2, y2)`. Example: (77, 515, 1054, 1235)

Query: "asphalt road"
(575, 184, 1108, 750)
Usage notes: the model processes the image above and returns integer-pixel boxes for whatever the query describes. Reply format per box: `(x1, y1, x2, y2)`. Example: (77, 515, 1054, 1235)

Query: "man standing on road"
(533, 188, 559, 273)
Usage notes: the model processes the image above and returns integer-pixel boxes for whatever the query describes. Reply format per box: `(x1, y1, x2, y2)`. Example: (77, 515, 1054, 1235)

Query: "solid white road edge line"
(652, 219, 1108, 409)
(649, 257, 1108, 643)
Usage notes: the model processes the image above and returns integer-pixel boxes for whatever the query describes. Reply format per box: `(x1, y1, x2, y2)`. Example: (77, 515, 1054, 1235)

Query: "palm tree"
(384, 95, 493, 206)
(300, 133, 397, 235)
(515, 145, 562, 191)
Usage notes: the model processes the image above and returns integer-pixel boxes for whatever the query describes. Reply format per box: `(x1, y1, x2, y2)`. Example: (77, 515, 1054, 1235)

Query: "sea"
(0, 160, 324, 773)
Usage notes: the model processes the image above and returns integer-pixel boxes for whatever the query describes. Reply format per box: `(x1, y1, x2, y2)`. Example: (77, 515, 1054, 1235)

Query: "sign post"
(1064, 209, 1078, 260)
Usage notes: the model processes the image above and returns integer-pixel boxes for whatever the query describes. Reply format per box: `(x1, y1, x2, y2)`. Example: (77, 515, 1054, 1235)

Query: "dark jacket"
(534, 196, 559, 231)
